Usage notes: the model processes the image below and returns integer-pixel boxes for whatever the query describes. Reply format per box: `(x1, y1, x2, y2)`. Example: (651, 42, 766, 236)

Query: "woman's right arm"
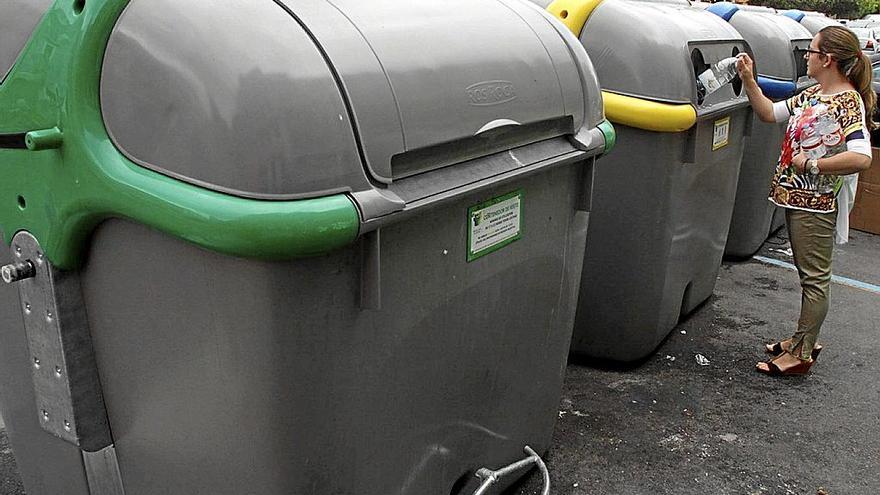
(736, 54, 776, 123)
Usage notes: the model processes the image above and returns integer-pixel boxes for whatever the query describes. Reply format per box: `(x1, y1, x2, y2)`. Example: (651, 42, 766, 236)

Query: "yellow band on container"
(546, 0, 605, 36)
(602, 91, 697, 133)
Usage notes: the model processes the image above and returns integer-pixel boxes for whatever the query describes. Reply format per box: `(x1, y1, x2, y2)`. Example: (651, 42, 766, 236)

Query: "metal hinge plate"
(9, 231, 111, 452)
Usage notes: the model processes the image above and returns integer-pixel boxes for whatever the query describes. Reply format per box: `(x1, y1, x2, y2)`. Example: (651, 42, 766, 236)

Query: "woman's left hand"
(790, 152, 808, 174)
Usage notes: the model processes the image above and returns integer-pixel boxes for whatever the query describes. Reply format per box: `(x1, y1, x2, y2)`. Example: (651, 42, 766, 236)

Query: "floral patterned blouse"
(769, 86, 871, 213)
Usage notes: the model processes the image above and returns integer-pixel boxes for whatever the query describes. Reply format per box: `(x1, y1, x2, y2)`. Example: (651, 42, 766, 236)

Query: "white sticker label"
(712, 116, 731, 151)
(698, 69, 721, 94)
(467, 191, 522, 261)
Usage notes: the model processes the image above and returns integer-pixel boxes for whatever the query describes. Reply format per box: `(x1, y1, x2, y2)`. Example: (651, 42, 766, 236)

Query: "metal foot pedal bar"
(471, 445, 551, 495)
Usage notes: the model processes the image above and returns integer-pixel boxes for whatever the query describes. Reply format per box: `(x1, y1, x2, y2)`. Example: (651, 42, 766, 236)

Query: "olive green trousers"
(785, 208, 837, 360)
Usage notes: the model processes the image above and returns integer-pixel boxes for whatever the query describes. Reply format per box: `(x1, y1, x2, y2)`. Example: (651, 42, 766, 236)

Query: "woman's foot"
(756, 351, 814, 376)
(765, 339, 823, 360)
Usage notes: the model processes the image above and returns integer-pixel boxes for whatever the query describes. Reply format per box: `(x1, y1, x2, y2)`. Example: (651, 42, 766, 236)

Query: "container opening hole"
(731, 47, 743, 96)
(795, 46, 809, 78)
(560, 9, 569, 19)
(17, 196, 26, 210)
(73, 0, 85, 14)
(691, 48, 709, 105)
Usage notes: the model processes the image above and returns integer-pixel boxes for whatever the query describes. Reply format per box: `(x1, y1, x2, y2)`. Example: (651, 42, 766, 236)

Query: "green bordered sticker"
(712, 116, 731, 151)
(467, 190, 523, 262)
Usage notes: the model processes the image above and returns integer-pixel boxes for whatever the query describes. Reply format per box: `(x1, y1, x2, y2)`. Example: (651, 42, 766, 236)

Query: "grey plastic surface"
(722, 11, 811, 258)
(768, 15, 816, 86)
(4, 0, 610, 491)
(573, 112, 748, 361)
(562, 0, 751, 360)
(771, 205, 787, 233)
(68, 160, 587, 494)
(761, 11, 814, 41)
(302, 0, 579, 177)
(579, 0, 746, 105)
(0, 0, 51, 84)
(101, 0, 367, 200)
(738, 4, 776, 13)
(102, 0, 603, 199)
(797, 14, 842, 35)
(725, 119, 787, 258)
(761, 13, 814, 84)
(729, 10, 811, 80)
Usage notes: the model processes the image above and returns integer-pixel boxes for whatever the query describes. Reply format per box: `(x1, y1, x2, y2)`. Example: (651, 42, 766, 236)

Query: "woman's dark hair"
(818, 26, 877, 129)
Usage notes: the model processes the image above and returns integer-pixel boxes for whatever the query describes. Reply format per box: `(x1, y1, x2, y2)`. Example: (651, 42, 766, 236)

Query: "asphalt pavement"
(0, 228, 877, 495)
(511, 227, 880, 495)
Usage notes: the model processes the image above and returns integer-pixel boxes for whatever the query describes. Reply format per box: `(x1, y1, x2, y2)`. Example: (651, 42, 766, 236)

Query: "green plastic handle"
(0, 0, 361, 270)
(25, 127, 63, 150)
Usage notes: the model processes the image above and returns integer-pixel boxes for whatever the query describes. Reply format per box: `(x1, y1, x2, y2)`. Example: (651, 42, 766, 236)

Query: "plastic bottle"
(815, 111, 846, 156)
(800, 124, 826, 160)
(696, 57, 739, 99)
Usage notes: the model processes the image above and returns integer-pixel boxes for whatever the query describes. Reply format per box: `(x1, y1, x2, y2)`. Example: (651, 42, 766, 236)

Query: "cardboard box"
(850, 148, 880, 235)
(862, 147, 880, 184)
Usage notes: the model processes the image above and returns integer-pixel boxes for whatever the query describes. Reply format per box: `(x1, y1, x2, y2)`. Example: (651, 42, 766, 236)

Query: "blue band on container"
(782, 10, 806, 22)
(706, 2, 739, 22)
(757, 76, 797, 99)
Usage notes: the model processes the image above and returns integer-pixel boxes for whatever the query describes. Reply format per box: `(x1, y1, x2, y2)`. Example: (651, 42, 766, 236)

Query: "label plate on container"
(712, 117, 731, 151)
(467, 190, 523, 262)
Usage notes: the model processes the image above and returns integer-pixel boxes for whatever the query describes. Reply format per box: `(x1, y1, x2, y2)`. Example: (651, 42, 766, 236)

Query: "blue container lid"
(782, 10, 806, 23)
(757, 76, 798, 99)
(706, 2, 739, 22)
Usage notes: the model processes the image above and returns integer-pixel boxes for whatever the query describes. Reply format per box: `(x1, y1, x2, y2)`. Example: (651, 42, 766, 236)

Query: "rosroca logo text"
(466, 81, 517, 106)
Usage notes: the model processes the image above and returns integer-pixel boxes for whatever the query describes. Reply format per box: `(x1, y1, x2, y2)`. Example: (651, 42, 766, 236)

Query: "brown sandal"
(765, 341, 823, 360)
(755, 353, 814, 376)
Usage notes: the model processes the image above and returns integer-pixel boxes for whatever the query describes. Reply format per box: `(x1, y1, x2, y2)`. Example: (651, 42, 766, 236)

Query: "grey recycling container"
(782, 10, 842, 35)
(0, 1, 613, 494)
(540, 0, 750, 361)
(0, 0, 51, 83)
(706, 3, 814, 258)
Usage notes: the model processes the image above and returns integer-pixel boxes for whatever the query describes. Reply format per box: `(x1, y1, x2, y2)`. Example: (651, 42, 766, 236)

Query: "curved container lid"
(290, 0, 602, 181)
(101, 0, 366, 200)
(757, 11, 814, 41)
(580, 0, 746, 106)
(738, 5, 777, 13)
(799, 14, 842, 35)
(754, 12, 813, 87)
(0, 0, 52, 84)
(102, 0, 602, 199)
(726, 9, 811, 81)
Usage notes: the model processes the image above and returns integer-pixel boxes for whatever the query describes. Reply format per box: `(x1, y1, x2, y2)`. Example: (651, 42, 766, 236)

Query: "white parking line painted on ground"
(754, 255, 880, 295)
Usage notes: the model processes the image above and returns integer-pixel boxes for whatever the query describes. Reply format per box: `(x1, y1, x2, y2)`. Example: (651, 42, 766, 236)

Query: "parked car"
(849, 26, 879, 52)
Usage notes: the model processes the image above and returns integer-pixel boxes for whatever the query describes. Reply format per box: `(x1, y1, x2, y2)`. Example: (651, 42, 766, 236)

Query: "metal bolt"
(41, 410, 49, 421)
(1, 261, 35, 284)
(63, 420, 71, 431)
(46, 310, 53, 321)
(33, 357, 40, 369)
(54, 366, 62, 378)
(24, 302, 31, 314)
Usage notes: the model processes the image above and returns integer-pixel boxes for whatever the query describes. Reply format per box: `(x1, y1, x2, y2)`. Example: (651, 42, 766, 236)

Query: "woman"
(737, 26, 874, 375)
